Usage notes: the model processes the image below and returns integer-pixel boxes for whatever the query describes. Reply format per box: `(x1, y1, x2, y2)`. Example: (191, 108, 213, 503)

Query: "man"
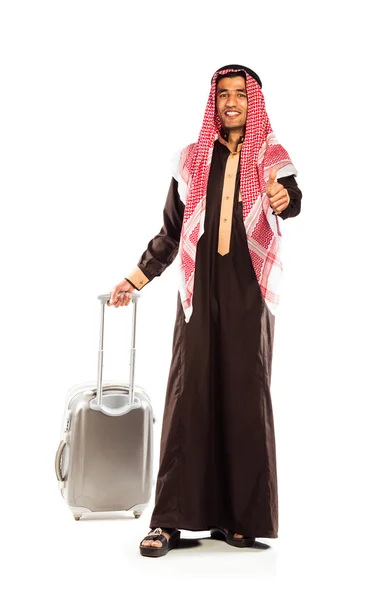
(108, 64, 302, 558)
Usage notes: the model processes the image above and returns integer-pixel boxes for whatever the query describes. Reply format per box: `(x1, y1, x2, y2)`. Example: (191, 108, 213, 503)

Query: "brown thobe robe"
(127, 140, 302, 538)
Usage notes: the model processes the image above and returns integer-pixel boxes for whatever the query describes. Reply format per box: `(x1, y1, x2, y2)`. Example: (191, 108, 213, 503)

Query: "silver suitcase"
(55, 291, 153, 521)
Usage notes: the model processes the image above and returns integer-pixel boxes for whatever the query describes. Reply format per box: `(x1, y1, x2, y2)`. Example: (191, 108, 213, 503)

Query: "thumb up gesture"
(266, 167, 290, 216)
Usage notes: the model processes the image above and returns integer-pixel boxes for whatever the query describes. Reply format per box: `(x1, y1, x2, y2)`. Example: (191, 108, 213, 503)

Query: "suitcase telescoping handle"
(96, 291, 141, 410)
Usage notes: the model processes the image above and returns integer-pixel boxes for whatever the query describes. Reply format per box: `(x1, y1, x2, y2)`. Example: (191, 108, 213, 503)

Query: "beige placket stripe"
(218, 151, 241, 255)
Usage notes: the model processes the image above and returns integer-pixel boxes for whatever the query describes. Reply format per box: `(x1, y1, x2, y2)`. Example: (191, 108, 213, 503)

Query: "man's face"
(215, 76, 248, 133)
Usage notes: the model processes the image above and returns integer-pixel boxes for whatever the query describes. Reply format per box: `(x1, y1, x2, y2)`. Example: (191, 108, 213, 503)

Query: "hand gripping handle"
(98, 290, 141, 304)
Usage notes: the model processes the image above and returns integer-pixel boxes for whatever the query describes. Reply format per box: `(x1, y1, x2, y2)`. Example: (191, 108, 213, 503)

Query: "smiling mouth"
(225, 111, 241, 117)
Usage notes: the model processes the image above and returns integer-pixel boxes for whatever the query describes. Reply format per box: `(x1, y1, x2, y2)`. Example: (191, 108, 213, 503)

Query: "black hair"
(215, 70, 246, 87)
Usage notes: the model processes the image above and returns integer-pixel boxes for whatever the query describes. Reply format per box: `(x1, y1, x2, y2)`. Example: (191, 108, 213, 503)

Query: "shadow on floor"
(177, 536, 271, 551)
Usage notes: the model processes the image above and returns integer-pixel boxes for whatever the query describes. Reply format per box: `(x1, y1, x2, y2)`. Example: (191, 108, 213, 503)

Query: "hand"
(265, 167, 290, 215)
(107, 279, 135, 308)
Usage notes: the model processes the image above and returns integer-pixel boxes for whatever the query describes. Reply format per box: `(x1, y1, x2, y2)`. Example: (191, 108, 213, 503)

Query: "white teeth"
(226, 112, 239, 116)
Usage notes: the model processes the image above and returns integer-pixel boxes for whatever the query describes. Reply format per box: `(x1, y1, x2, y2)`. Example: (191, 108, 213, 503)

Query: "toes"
(141, 528, 172, 549)
(140, 538, 163, 548)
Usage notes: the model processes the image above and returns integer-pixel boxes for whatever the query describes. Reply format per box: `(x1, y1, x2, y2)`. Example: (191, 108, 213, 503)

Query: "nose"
(225, 93, 238, 108)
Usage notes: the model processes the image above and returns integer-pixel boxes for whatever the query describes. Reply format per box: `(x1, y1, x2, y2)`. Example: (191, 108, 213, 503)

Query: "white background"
(1, 0, 386, 597)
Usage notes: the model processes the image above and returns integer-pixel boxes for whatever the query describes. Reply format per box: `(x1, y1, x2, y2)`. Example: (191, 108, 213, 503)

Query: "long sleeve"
(276, 175, 303, 220)
(125, 177, 185, 290)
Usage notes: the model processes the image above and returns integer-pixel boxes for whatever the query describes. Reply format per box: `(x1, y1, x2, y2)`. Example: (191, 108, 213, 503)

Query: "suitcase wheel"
(74, 514, 82, 521)
(133, 511, 142, 519)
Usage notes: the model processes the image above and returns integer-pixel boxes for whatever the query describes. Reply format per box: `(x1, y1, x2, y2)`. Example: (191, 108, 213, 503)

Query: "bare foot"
(140, 527, 177, 549)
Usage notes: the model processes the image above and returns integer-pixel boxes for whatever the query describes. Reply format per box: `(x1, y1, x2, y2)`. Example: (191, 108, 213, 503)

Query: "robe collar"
(218, 129, 244, 154)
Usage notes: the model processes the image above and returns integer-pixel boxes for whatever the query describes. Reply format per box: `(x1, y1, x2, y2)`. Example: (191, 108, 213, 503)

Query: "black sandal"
(139, 527, 181, 558)
(210, 526, 255, 548)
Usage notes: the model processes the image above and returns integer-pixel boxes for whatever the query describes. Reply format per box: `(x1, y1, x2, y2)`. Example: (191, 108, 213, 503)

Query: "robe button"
(228, 174, 232, 178)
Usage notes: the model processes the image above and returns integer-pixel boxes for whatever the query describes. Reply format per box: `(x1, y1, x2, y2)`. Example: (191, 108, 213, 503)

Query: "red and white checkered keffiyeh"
(174, 67, 298, 323)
